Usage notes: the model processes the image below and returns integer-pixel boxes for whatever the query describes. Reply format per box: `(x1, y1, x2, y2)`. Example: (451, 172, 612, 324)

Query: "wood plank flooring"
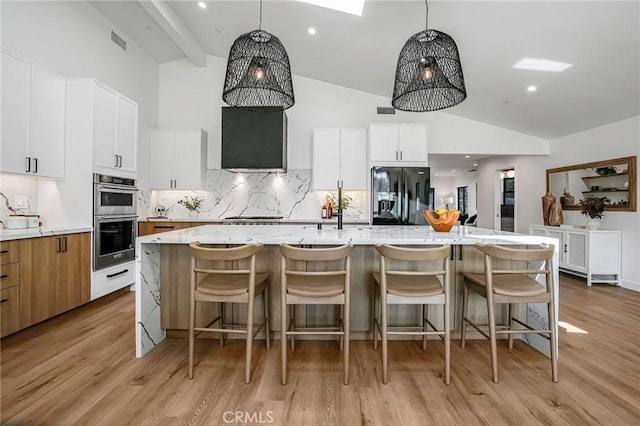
(2, 275, 639, 425)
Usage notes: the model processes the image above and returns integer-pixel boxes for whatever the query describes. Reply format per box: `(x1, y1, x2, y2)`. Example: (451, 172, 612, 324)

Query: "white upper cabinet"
(312, 128, 367, 190)
(1, 49, 65, 179)
(149, 129, 208, 190)
(369, 123, 427, 165)
(92, 82, 138, 175)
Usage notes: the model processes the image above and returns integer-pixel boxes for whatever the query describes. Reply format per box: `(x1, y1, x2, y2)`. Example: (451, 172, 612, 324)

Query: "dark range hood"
(221, 107, 287, 172)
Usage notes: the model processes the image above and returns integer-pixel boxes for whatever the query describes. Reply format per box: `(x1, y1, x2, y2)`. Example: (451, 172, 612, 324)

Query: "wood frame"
(546, 156, 636, 212)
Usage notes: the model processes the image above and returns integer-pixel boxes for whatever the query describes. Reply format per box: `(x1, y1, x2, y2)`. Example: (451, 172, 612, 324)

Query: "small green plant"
(330, 193, 352, 210)
(178, 194, 204, 212)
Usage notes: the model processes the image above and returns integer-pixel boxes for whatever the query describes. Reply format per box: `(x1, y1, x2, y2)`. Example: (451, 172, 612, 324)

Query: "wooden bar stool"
(372, 244, 451, 384)
(188, 242, 270, 384)
(279, 244, 353, 385)
(460, 243, 557, 383)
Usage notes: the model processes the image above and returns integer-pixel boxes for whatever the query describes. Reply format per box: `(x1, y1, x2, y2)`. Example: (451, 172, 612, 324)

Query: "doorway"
(494, 168, 515, 232)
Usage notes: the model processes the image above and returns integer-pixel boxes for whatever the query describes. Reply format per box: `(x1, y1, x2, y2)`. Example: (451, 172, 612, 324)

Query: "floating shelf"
(581, 189, 628, 194)
(581, 172, 628, 181)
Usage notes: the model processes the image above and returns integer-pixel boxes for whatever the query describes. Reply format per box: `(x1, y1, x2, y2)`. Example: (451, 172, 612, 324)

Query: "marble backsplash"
(138, 169, 367, 221)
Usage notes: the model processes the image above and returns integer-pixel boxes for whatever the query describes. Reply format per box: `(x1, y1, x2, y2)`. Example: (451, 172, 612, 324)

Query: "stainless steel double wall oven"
(93, 174, 137, 270)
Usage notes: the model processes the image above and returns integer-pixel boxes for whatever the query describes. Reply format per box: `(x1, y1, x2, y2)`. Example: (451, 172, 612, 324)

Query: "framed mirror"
(546, 156, 636, 212)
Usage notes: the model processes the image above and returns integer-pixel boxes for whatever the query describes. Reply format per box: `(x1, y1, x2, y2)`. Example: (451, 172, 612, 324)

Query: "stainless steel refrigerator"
(371, 166, 432, 225)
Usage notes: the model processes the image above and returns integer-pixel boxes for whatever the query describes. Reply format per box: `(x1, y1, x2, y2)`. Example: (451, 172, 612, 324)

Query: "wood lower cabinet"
(138, 221, 211, 236)
(19, 232, 91, 328)
(0, 240, 21, 337)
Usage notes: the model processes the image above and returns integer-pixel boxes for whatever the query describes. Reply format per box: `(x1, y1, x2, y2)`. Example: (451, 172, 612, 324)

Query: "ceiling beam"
(138, 0, 207, 67)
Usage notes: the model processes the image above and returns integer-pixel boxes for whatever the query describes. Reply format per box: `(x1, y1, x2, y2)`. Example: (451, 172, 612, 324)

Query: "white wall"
(475, 117, 640, 289)
(0, 1, 159, 226)
(157, 56, 549, 172)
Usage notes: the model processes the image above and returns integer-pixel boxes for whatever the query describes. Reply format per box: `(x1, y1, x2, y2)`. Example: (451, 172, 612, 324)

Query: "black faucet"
(336, 181, 343, 230)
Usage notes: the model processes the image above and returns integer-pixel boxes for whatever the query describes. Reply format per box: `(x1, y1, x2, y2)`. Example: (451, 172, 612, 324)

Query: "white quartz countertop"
(136, 224, 555, 246)
(0, 226, 92, 241)
(140, 217, 369, 224)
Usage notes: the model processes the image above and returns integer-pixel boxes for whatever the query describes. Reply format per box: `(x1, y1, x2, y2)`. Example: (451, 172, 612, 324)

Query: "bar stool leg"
(281, 292, 288, 385)
(460, 282, 469, 349)
(508, 303, 515, 349)
(290, 305, 296, 351)
(264, 286, 271, 350)
(219, 302, 225, 347)
(422, 304, 428, 350)
(487, 293, 499, 383)
(189, 296, 196, 379)
(339, 304, 344, 351)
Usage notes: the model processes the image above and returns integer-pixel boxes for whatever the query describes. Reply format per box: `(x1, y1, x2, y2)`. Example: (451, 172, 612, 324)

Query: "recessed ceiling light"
(527, 85, 537, 93)
(473, 163, 478, 166)
(464, 155, 470, 159)
(198, 2, 207, 9)
(513, 57, 572, 72)
(451, 169, 456, 173)
(298, 0, 365, 17)
(308, 27, 317, 35)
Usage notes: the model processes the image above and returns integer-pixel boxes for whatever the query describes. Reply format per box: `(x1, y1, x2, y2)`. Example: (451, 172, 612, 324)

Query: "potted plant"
(178, 194, 205, 215)
(580, 196, 609, 229)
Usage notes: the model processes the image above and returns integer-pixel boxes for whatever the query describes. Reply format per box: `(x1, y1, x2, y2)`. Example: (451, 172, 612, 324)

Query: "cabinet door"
(369, 124, 399, 162)
(566, 231, 587, 272)
(92, 83, 118, 169)
(340, 128, 367, 190)
(149, 130, 175, 189)
(312, 128, 341, 190)
(1, 50, 30, 175)
(116, 96, 138, 173)
(174, 130, 203, 189)
(1, 286, 21, 337)
(58, 233, 91, 313)
(20, 236, 60, 327)
(398, 124, 427, 163)
(29, 65, 66, 179)
(546, 229, 566, 266)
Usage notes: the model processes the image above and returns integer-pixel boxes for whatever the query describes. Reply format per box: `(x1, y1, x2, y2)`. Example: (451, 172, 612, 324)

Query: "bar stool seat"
(463, 273, 549, 297)
(197, 272, 269, 296)
(372, 272, 444, 297)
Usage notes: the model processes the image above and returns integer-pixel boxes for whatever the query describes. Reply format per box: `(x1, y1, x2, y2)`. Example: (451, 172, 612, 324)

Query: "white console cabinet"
(529, 225, 620, 286)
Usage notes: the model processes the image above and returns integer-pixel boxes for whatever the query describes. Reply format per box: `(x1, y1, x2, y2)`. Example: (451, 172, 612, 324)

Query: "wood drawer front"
(0, 262, 19, 289)
(138, 222, 193, 236)
(0, 240, 19, 265)
(1, 286, 20, 337)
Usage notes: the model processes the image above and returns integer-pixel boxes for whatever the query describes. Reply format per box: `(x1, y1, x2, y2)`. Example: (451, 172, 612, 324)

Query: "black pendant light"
(223, 0, 294, 111)
(392, 0, 466, 112)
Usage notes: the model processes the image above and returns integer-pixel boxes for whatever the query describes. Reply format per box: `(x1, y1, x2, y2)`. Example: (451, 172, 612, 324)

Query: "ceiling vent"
(111, 31, 127, 51)
(377, 106, 396, 115)
(468, 169, 477, 172)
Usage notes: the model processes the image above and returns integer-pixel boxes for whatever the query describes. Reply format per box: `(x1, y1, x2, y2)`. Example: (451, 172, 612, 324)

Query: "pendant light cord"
(259, 0, 263, 30)
(425, 0, 429, 30)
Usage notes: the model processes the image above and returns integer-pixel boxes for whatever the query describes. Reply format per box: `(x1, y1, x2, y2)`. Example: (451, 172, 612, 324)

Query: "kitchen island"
(135, 225, 558, 358)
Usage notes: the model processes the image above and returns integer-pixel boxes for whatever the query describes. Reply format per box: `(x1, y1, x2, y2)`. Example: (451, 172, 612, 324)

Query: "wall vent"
(377, 106, 396, 115)
(111, 31, 127, 51)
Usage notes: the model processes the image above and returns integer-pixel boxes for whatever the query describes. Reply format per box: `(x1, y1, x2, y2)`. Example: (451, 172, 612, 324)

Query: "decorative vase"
(541, 192, 556, 225)
(560, 190, 575, 207)
(548, 201, 563, 226)
(586, 218, 600, 230)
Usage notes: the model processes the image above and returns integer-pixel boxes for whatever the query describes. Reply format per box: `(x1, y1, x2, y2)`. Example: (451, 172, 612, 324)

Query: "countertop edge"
(0, 226, 93, 241)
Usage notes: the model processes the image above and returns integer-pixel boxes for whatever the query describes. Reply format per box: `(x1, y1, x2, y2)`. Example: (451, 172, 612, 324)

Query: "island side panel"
(136, 242, 164, 357)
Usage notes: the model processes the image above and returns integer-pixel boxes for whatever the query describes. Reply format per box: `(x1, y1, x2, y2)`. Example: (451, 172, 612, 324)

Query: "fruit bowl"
(423, 210, 461, 232)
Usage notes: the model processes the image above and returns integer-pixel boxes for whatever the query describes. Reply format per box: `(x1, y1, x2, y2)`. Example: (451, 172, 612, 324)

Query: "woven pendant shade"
(223, 29, 294, 112)
(392, 28, 466, 112)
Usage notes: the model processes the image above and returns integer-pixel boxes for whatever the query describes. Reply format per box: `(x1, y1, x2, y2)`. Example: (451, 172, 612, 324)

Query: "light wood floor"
(2, 274, 639, 425)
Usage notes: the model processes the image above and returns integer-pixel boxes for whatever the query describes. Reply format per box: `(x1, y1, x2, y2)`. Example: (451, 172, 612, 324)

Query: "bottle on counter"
(321, 205, 327, 219)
